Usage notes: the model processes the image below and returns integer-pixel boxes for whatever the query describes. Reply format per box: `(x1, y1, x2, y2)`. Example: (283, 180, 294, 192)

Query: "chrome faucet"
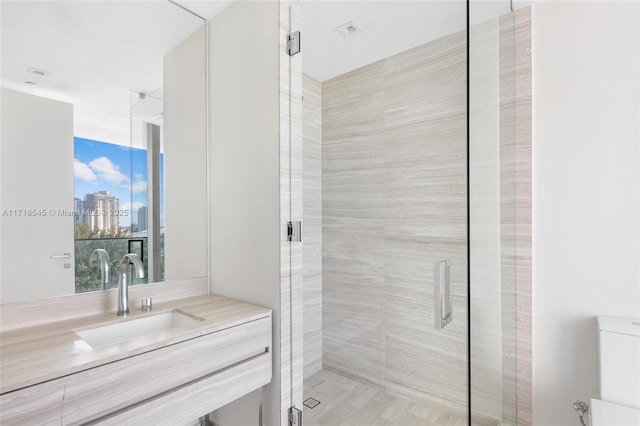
(117, 253, 145, 316)
(90, 249, 110, 290)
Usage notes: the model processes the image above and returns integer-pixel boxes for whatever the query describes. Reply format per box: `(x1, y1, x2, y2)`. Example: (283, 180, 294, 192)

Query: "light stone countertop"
(0, 294, 271, 394)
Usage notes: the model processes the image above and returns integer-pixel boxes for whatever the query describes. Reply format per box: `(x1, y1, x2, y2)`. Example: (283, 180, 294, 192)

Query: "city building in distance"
(74, 191, 120, 234)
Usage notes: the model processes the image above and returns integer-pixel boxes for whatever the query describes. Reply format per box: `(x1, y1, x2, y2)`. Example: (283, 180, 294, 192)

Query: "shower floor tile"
(303, 369, 469, 426)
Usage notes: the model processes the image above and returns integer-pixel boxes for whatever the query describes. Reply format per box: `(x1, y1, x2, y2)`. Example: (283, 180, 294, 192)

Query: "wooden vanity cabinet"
(0, 316, 271, 425)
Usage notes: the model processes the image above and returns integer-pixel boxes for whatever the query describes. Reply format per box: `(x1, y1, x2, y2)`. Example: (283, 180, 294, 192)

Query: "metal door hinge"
(289, 406, 302, 426)
(287, 221, 302, 242)
(288, 31, 301, 56)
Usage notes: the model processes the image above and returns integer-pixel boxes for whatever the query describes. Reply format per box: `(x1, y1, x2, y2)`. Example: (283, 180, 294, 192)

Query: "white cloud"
(131, 179, 147, 194)
(88, 157, 128, 186)
(119, 201, 145, 226)
(74, 159, 98, 182)
(120, 202, 145, 217)
(118, 202, 145, 227)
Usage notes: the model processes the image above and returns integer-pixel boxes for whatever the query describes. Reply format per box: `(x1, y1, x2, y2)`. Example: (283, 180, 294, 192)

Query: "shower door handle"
(434, 260, 452, 329)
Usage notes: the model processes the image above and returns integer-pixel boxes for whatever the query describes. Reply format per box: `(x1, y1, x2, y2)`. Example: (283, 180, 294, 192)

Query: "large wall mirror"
(0, 1, 208, 303)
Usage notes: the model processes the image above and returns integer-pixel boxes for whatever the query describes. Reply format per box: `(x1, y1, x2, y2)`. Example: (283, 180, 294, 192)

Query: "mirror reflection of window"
(0, 1, 207, 303)
(72, 130, 164, 292)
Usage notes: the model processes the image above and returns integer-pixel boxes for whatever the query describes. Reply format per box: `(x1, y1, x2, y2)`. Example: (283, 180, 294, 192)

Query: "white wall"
(207, 2, 281, 425)
(0, 88, 75, 303)
(164, 26, 208, 281)
(532, 2, 640, 425)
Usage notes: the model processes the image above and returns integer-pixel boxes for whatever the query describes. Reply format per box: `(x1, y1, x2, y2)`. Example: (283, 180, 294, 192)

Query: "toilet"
(590, 316, 640, 425)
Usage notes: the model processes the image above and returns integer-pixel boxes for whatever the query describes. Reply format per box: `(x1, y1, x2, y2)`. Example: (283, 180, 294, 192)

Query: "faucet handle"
(141, 297, 153, 312)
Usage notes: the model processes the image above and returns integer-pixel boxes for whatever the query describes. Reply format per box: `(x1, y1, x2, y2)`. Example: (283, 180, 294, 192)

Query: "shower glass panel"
(292, 1, 470, 424)
(469, 1, 519, 425)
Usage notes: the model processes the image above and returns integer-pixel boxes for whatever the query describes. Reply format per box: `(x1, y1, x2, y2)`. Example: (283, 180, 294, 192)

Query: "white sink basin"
(75, 310, 203, 348)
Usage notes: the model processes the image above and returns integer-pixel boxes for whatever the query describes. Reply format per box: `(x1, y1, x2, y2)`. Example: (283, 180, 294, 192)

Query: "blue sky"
(74, 137, 164, 228)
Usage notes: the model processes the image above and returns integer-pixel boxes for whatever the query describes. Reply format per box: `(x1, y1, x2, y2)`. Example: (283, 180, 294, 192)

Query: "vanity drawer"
(94, 351, 271, 425)
(0, 316, 271, 425)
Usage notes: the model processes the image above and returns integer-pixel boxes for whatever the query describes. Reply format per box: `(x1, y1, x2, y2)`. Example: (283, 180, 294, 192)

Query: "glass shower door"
(469, 1, 522, 425)
(292, 1, 470, 424)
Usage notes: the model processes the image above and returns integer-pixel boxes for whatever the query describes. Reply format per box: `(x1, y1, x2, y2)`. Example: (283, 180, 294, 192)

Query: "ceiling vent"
(336, 21, 363, 38)
(27, 67, 49, 77)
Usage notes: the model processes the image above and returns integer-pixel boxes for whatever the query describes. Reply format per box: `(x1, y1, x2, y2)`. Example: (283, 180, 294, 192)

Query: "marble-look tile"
(383, 30, 467, 412)
(314, 8, 531, 423)
(304, 369, 468, 426)
(322, 61, 387, 387)
(304, 73, 323, 377)
(321, 30, 467, 411)
(497, 10, 519, 426)
(469, 17, 505, 422)
(513, 7, 533, 426)
(498, 7, 532, 426)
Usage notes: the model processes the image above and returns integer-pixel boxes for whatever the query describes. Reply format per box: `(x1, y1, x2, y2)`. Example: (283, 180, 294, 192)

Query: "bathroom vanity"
(0, 286, 272, 425)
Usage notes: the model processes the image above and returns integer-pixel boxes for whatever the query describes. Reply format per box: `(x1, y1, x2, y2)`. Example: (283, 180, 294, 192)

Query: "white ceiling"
(301, 1, 469, 82)
(176, 0, 234, 20)
(0, 0, 209, 142)
(300, 0, 532, 82)
(1, 0, 522, 130)
(164, 0, 521, 85)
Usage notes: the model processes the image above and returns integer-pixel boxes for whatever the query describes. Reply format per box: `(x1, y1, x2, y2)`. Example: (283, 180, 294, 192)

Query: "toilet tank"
(598, 316, 640, 409)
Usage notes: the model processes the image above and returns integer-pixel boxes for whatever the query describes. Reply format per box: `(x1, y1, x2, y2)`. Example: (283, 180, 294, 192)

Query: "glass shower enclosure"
(284, 0, 520, 425)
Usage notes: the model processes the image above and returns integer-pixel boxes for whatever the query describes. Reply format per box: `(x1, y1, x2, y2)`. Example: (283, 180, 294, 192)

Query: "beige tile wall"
(499, 10, 518, 425)
(303, 9, 532, 420)
(470, 17, 506, 421)
(322, 58, 388, 388)
(499, 7, 532, 426)
(303, 74, 323, 378)
(513, 7, 532, 425)
(321, 30, 468, 411)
